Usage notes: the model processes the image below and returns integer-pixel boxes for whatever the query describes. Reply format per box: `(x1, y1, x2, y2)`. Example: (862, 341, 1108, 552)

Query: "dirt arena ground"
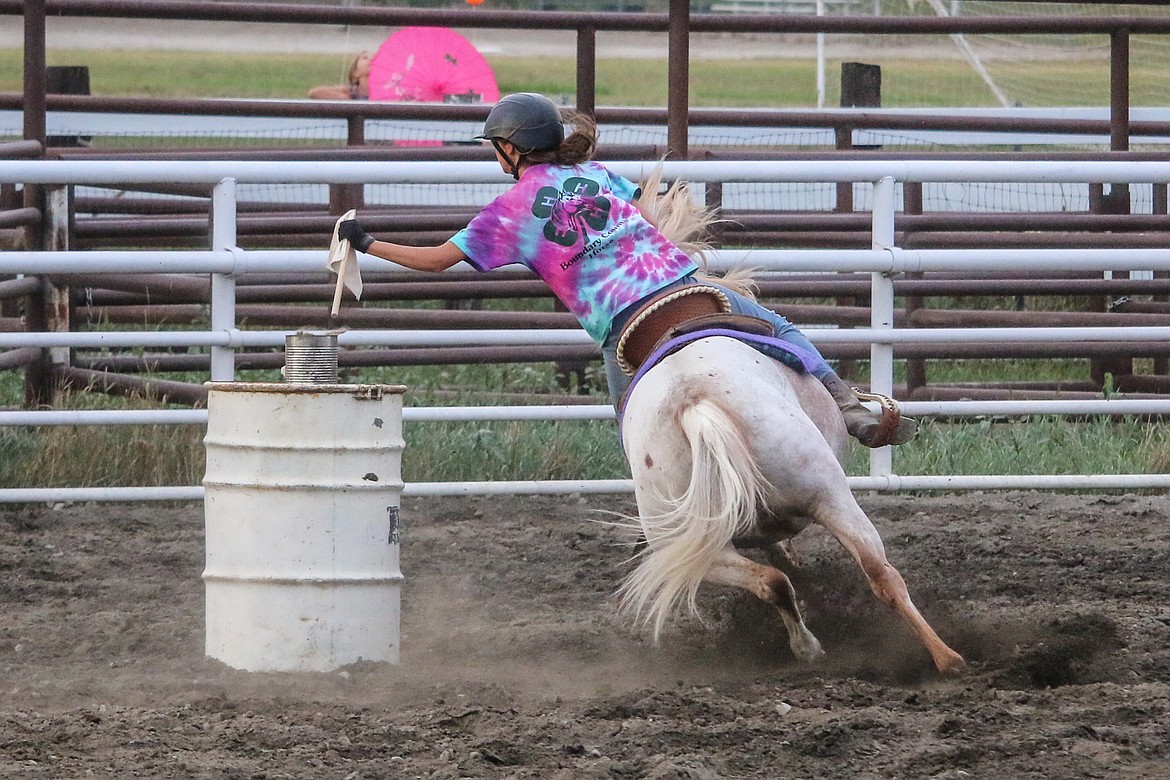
(2, 490, 1169, 778)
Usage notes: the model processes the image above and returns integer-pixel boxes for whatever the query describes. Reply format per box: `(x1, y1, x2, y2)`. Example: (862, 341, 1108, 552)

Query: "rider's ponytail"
(526, 110, 598, 167)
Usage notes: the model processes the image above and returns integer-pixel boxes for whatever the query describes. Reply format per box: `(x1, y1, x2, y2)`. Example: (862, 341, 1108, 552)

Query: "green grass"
(4, 390, 1167, 488)
(904, 357, 1088, 385)
(3, 46, 1168, 490)
(2, 48, 1164, 108)
(3, 355, 1168, 490)
(888, 415, 1170, 479)
(0, 381, 207, 489)
(0, 49, 824, 104)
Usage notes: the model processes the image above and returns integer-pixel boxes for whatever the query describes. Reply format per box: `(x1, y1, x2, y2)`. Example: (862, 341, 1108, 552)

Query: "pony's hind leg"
(815, 499, 966, 674)
(705, 547, 825, 662)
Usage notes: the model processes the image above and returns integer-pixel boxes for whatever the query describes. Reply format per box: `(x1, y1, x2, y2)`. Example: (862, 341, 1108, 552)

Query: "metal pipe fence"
(7, 0, 1170, 162)
(3, 158, 1170, 501)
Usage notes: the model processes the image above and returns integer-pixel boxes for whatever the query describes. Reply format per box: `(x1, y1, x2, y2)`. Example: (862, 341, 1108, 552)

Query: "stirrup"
(853, 388, 906, 448)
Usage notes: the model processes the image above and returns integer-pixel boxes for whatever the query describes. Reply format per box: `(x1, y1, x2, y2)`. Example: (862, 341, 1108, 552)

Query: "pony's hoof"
(789, 632, 826, 663)
(934, 650, 967, 674)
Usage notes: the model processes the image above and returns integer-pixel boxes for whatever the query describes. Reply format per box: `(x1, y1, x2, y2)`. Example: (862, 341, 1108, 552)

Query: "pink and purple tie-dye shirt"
(449, 161, 698, 343)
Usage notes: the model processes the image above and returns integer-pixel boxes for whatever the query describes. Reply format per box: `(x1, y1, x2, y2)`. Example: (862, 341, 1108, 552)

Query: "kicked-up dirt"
(2, 490, 1169, 778)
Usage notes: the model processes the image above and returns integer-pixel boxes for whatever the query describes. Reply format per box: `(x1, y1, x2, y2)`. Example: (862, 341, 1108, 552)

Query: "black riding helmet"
(477, 93, 565, 178)
(477, 93, 565, 153)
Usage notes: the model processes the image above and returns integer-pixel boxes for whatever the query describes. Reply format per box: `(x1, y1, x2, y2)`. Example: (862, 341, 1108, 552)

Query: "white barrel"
(202, 381, 407, 672)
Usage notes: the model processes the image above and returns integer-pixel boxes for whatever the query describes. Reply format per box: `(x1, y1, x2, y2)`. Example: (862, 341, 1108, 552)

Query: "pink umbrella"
(369, 27, 500, 104)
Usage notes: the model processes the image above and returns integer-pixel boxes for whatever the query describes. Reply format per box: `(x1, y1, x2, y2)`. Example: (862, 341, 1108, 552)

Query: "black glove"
(338, 218, 376, 253)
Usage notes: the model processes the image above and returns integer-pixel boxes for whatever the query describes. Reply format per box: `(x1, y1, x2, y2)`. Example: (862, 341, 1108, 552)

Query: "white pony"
(619, 171, 965, 674)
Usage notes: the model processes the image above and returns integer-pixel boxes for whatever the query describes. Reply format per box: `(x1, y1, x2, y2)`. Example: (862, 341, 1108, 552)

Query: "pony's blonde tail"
(635, 163, 758, 300)
(618, 398, 767, 641)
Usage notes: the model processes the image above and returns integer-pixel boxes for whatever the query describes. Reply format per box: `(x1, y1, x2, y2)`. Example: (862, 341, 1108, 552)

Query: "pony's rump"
(619, 395, 767, 639)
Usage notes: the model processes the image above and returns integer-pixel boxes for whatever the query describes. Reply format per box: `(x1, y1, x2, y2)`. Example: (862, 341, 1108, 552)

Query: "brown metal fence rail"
(9, 0, 1170, 154)
(3, 1, 1170, 407)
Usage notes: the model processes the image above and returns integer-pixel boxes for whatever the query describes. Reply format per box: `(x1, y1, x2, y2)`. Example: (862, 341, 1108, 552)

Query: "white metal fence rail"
(3, 159, 1170, 502)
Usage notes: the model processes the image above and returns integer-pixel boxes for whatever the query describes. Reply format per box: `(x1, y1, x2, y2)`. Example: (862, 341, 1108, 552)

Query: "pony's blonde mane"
(635, 164, 758, 299)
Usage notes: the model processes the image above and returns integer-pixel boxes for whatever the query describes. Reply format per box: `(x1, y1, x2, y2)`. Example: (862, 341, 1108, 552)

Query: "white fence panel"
(3, 159, 1170, 501)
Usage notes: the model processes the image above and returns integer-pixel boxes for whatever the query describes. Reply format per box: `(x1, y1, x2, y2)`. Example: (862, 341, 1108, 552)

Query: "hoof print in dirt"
(998, 612, 1123, 689)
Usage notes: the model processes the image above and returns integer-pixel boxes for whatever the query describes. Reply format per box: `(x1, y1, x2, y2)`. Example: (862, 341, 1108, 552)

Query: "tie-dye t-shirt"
(449, 161, 698, 343)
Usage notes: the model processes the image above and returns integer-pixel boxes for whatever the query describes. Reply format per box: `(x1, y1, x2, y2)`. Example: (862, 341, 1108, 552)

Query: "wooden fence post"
(835, 63, 882, 380)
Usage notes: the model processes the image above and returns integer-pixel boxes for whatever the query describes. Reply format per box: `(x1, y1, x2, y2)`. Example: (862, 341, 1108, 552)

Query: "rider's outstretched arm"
(339, 218, 467, 273)
(364, 239, 466, 273)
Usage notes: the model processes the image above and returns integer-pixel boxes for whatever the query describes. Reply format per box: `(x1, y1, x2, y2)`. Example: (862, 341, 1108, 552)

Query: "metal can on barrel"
(202, 381, 406, 672)
(282, 331, 340, 384)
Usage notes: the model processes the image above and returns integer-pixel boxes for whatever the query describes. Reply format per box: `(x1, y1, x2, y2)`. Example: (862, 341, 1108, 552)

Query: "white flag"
(327, 208, 362, 316)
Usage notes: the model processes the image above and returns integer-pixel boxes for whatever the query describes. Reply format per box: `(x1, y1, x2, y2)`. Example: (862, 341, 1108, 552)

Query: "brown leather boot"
(821, 373, 918, 447)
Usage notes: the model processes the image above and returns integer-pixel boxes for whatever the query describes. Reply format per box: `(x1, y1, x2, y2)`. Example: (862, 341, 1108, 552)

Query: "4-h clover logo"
(531, 177, 611, 247)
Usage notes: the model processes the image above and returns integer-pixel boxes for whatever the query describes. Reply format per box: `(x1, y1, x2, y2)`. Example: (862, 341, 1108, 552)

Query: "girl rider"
(338, 92, 916, 447)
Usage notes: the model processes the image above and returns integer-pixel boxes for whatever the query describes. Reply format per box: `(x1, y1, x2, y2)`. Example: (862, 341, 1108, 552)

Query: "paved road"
(1, 17, 802, 59)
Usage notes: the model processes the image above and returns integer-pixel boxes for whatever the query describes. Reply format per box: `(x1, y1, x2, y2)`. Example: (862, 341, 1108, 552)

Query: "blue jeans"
(600, 276, 832, 406)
